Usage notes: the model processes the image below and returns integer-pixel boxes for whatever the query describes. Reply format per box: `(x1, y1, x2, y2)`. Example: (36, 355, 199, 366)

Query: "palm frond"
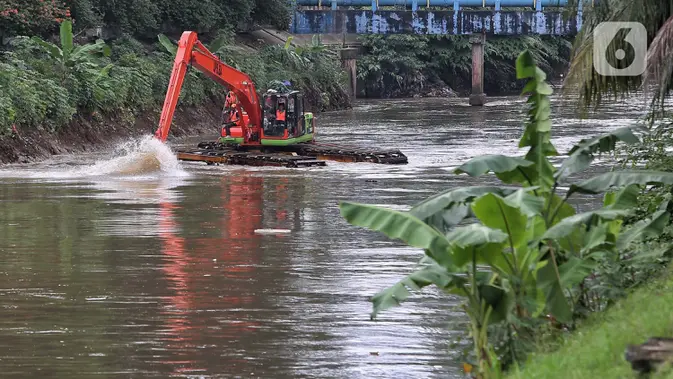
(643, 15, 673, 111)
(564, 0, 673, 111)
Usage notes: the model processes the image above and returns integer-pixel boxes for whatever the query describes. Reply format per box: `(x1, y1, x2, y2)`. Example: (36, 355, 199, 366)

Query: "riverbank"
(0, 21, 352, 164)
(0, 99, 222, 164)
(333, 51, 673, 379)
(492, 113, 673, 378)
(506, 267, 673, 379)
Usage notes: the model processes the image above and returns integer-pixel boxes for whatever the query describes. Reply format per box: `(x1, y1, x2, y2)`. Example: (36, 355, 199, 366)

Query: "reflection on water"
(0, 96, 650, 378)
(157, 175, 265, 377)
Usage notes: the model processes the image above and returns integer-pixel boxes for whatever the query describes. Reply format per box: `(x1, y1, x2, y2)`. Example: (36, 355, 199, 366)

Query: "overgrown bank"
(506, 268, 673, 379)
(356, 34, 571, 98)
(502, 117, 673, 378)
(0, 1, 351, 163)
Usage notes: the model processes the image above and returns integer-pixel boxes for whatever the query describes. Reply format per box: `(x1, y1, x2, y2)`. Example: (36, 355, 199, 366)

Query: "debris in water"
(254, 229, 291, 235)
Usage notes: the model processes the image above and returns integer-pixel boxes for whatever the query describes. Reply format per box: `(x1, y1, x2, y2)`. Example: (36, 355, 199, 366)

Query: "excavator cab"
(261, 90, 315, 145)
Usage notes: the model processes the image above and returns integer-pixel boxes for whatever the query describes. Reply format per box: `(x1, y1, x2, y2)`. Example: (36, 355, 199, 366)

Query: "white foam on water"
(88, 135, 188, 178)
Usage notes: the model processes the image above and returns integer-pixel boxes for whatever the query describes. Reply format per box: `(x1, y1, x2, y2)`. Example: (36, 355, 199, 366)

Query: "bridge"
(286, 0, 595, 105)
(290, 0, 587, 36)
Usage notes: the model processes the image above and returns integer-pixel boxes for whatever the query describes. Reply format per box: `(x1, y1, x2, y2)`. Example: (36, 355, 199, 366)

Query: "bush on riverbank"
(356, 34, 571, 98)
(0, 20, 350, 136)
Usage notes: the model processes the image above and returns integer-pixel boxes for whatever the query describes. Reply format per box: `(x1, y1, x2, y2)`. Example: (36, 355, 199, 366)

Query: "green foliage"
(556, 126, 641, 180)
(251, 0, 291, 30)
(356, 34, 571, 97)
(157, 0, 289, 36)
(505, 270, 673, 379)
(356, 34, 429, 98)
(0, 61, 75, 132)
(64, 0, 101, 30)
(59, 0, 289, 40)
(485, 36, 571, 93)
(0, 23, 167, 130)
(0, 0, 69, 38)
(2, 0, 291, 42)
(582, 114, 673, 315)
(338, 50, 673, 377)
(29, 19, 111, 83)
(0, 21, 349, 134)
(258, 37, 348, 111)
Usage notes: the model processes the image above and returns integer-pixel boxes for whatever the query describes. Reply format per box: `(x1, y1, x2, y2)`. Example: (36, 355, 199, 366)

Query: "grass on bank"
(506, 266, 673, 379)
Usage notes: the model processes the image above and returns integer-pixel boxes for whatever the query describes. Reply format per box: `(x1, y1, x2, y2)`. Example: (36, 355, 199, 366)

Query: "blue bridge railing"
(294, 0, 577, 10)
(290, 0, 594, 35)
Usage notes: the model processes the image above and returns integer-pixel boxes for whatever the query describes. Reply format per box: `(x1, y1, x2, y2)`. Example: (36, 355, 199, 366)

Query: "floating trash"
(254, 229, 291, 235)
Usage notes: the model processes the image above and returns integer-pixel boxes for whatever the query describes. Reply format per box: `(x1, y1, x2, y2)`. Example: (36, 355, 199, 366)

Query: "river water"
(0, 95, 650, 378)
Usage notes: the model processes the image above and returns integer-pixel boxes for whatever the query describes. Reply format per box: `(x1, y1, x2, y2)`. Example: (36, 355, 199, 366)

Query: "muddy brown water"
(0, 96, 650, 378)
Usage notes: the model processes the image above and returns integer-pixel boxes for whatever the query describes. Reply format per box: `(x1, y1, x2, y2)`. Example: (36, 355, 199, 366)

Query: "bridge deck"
(291, 9, 581, 35)
(294, 0, 577, 7)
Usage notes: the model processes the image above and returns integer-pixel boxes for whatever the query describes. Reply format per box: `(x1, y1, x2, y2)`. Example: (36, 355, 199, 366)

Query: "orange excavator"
(154, 31, 407, 167)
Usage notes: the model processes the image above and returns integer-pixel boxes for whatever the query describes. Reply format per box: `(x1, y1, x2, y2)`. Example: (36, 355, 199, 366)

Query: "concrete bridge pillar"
(469, 33, 487, 106)
(340, 48, 358, 100)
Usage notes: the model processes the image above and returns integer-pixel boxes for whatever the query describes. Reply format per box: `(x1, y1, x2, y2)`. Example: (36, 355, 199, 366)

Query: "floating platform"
(178, 141, 408, 167)
(176, 147, 327, 168)
(269, 142, 408, 164)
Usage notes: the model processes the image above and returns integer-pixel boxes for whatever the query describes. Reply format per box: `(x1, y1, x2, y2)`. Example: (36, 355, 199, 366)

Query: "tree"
(565, 0, 673, 111)
(0, 0, 69, 38)
(59, 0, 290, 40)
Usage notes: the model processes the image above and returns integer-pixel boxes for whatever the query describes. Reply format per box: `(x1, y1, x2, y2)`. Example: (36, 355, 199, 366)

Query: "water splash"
(87, 135, 187, 178)
(0, 135, 189, 180)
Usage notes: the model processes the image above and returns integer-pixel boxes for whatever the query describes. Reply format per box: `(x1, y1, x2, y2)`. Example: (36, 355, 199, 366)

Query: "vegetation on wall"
(356, 34, 571, 98)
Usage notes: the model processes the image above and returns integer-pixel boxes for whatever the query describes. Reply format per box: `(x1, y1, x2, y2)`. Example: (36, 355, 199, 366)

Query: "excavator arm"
(154, 31, 262, 144)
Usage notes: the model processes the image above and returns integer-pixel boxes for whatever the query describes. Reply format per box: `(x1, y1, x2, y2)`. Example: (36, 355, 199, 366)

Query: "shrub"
(356, 34, 571, 97)
(0, 61, 75, 131)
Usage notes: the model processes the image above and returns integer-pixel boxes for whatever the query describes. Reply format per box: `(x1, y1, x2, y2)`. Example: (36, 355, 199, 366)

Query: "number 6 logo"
(593, 22, 647, 77)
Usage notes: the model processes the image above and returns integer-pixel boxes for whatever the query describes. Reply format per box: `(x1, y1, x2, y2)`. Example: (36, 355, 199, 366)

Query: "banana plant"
(157, 34, 177, 55)
(30, 19, 111, 83)
(338, 50, 673, 377)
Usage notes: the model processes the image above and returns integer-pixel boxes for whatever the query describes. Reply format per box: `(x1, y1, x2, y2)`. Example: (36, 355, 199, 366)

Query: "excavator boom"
(156, 30, 409, 167)
(154, 32, 262, 144)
